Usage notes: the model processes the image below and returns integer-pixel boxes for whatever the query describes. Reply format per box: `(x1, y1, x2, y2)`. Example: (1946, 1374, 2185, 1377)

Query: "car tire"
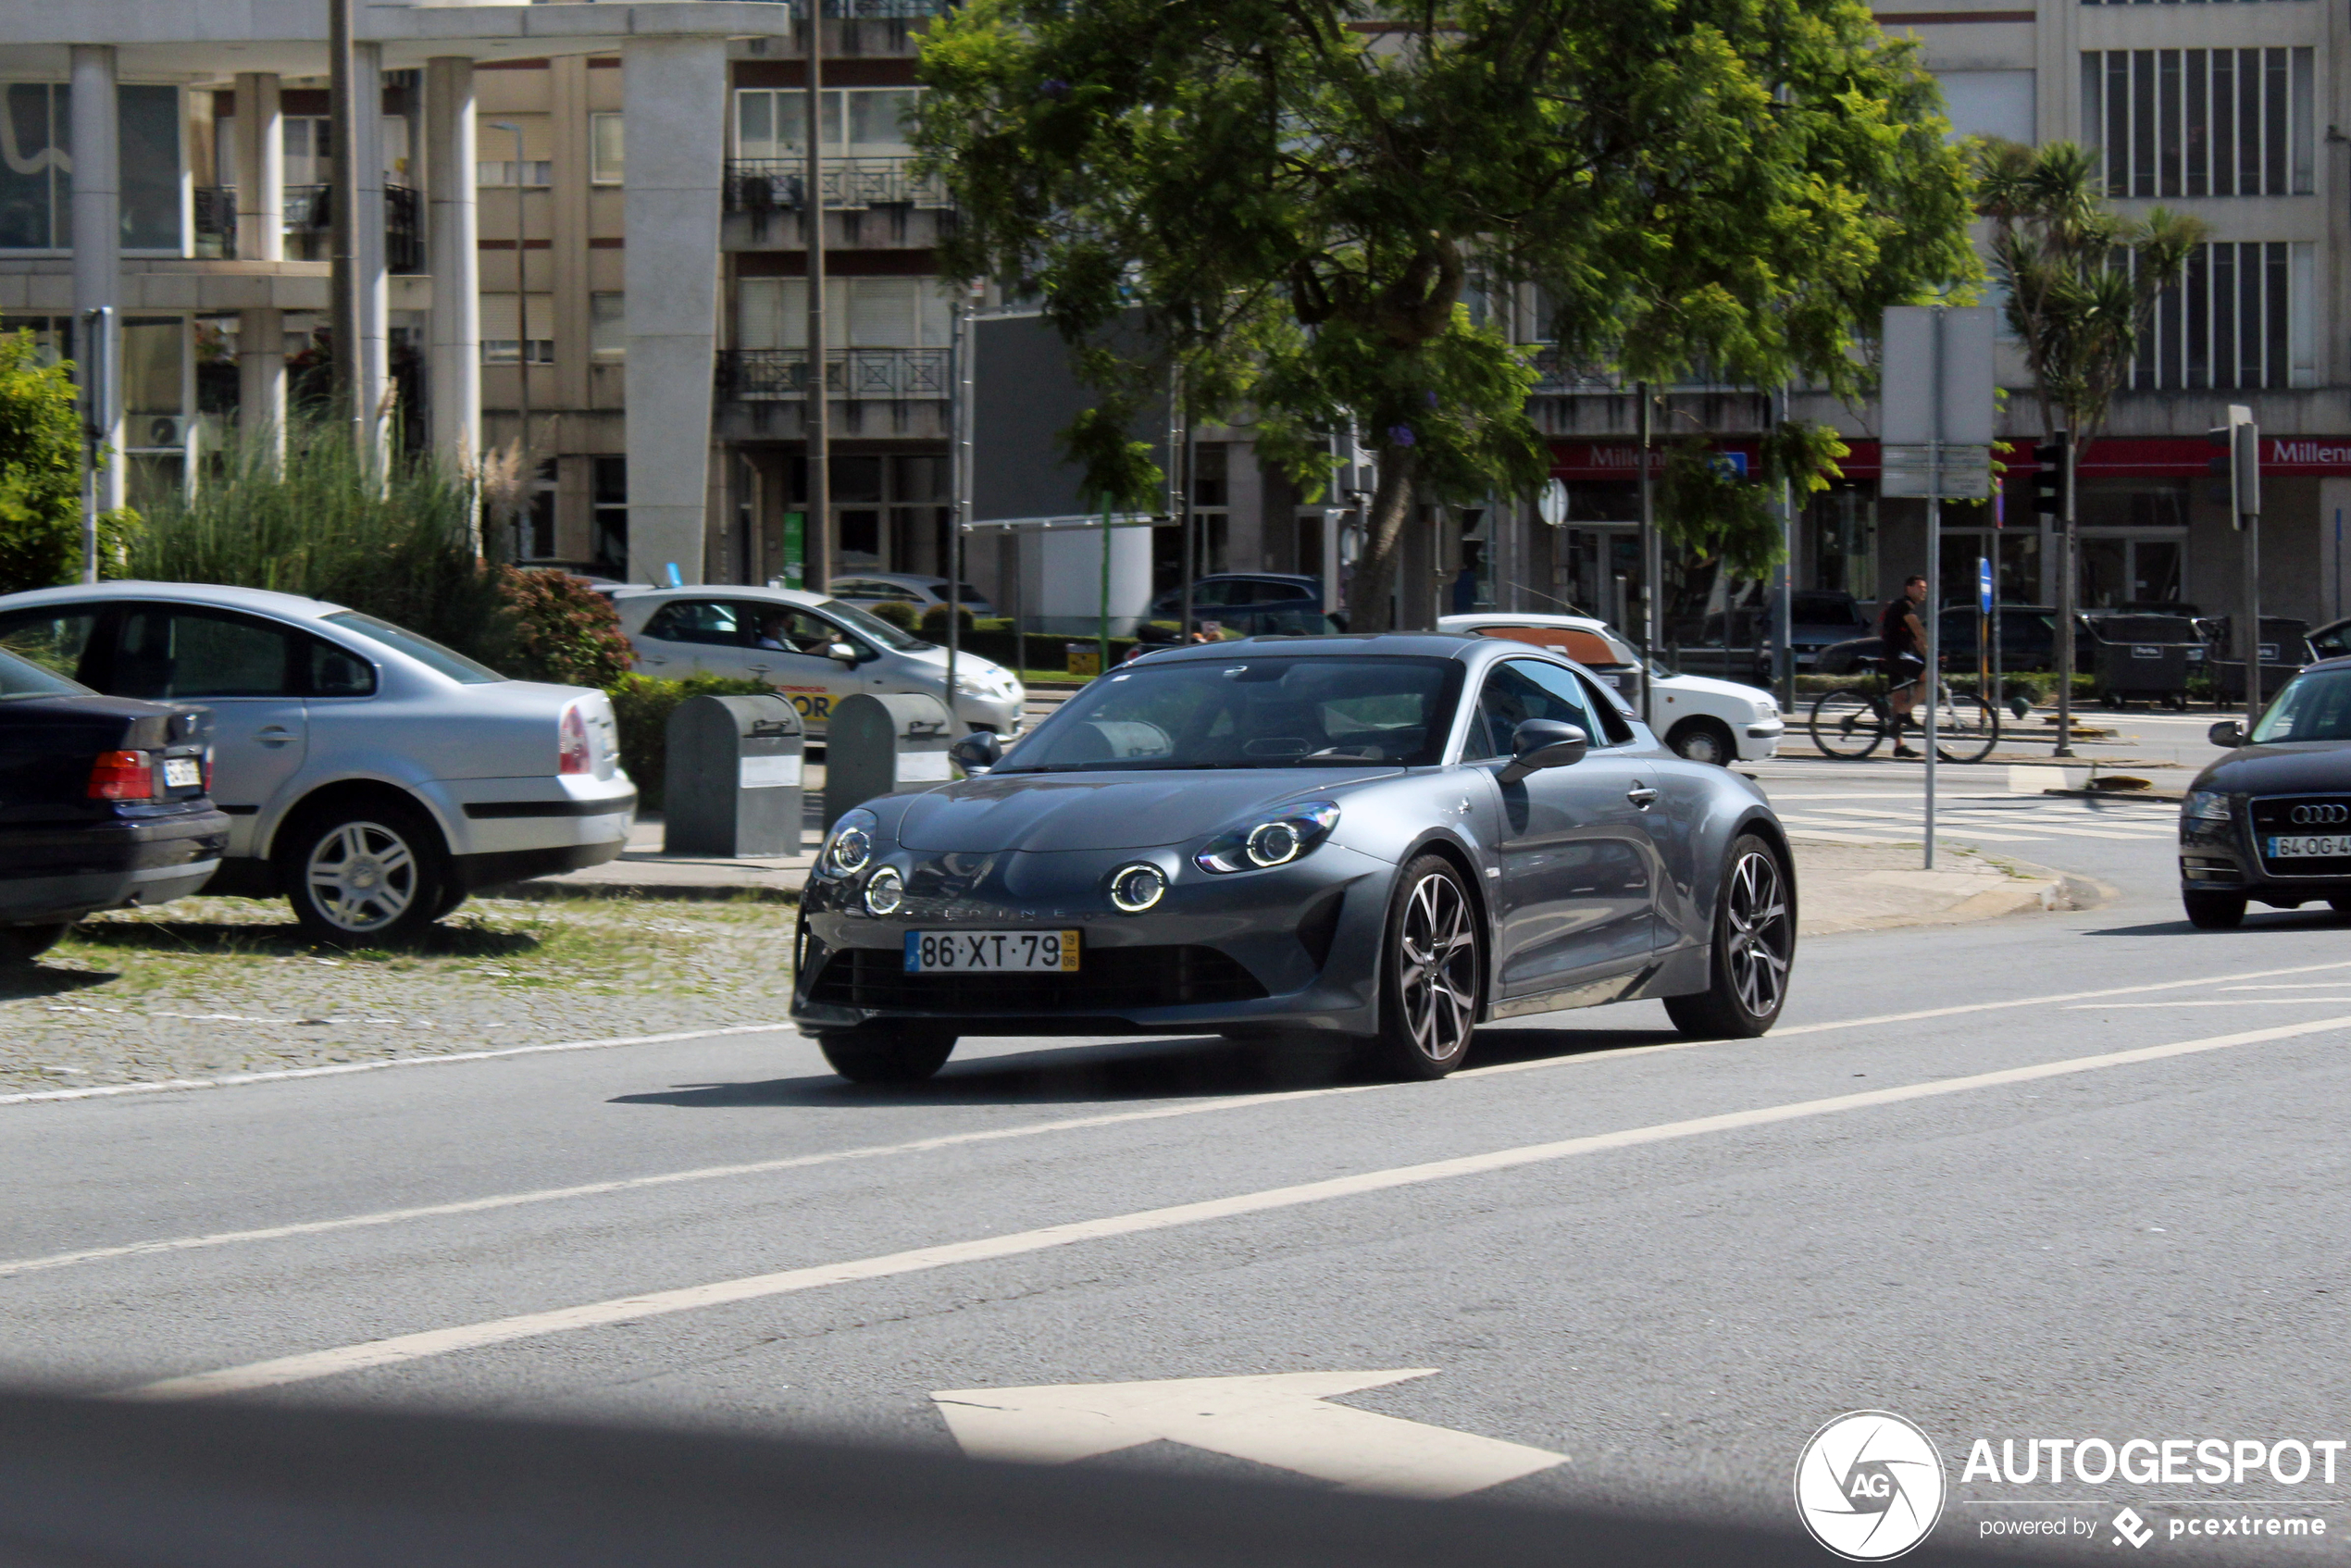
(1667, 717, 1737, 766)
(0, 923, 68, 965)
(816, 1027, 957, 1085)
(1364, 854, 1482, 1081)
(1664, 834, 1795, 1039)
(2183, 890, 2247, 929)
(278, 797, 452, 945)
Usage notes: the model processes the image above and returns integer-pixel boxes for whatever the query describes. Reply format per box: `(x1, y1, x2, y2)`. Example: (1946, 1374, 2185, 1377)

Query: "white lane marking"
(1777, 815, 2046, 844)
(122, 1011, 2351, 1401)
(931, 1370, 1564, 1499)
(2226, 983, 2351, 990)
(2066, 1000, 2351, 1009)
(0, 1023, 802, 1109)
(19, 958, 2351, 1281)
(1785, 805, 2166, 840)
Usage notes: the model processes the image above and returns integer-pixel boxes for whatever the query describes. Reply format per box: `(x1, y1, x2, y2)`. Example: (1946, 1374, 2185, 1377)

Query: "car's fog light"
(1109, 862, 1166, 914)
(1245, 821, 1302, 867)
(864, 865, 905, 915)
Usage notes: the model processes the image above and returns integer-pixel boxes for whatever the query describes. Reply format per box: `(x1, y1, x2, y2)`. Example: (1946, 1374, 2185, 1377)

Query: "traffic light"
(2207, 407, 2260, 524)
(2032, 431, 2069, 517)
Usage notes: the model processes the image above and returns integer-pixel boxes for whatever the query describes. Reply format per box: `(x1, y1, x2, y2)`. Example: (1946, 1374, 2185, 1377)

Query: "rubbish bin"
(2207, 616, 2312, 707)
(664, 693, 805, 857)
(824, 691, 955, 828)
(2085, 613, 2201, 709)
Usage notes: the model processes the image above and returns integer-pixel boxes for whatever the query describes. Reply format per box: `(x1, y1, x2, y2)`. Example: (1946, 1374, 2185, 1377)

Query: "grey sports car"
(792, 634, 1796, 1083)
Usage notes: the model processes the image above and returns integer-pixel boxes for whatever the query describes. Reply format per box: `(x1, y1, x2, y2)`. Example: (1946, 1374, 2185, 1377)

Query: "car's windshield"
(1000, 655, 1458, 771)
(0, 645, 91, 700)
(819, 598, 927, 652)
(2251, 668, 2351, 743)
(322, 611, 504, 684)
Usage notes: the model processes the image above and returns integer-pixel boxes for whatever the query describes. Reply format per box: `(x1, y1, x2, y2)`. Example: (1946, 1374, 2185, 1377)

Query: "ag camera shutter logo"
(1794, 1411, 1947, 1561)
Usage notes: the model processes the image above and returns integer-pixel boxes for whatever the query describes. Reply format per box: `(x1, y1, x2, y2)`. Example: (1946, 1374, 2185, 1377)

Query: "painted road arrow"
(931, 1369, 1566, 1500)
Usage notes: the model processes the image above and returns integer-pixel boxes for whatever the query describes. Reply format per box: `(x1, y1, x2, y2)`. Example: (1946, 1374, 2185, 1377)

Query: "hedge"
(606, 672, 775, 813)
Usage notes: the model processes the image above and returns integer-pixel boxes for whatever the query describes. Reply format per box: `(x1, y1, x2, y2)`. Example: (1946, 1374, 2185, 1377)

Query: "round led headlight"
(824, 808, 878, 877)
(1245, 820, 1303, 867)
(863, 865, 905, 915)
(1109, 862, 1167, 914)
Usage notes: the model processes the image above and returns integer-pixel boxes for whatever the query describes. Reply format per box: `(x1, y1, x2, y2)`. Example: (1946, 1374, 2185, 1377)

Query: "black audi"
(2181, 654, 2351, 927)
(0, 645, 228, 963)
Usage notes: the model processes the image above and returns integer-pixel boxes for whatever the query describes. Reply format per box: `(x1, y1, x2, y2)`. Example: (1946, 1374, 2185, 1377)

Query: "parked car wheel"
(1664, 835, 1794, 1039)
(0, 924, 68, 965)
(279, 798, 452, 944)
(1365, 854, 1482, 1081)
(816, 1027, 957, 1084)
(1667, 716, 1737, 766)
(2183, 890, 2246, 929)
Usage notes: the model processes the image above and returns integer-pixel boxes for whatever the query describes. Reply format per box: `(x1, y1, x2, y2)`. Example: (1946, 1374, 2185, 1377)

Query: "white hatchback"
(1438, 613, 1785, 765)
(0, 583, 635, 940)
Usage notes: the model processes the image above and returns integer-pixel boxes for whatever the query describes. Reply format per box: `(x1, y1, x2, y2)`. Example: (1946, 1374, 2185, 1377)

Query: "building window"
(2131, 241, 2314, 391)
(591, 113, 623, 185)
(0, 82, 182, 253)
(516, 458, 558, 563)
(476, 158, 554, 188)
(480, 293, 554, 364)
(733, 88, 921, 159)
(738, 277, 952, 349)
(591, 292, 626, 358)
(591, 456, 628, 579)
(2082, 48, 2314, 197)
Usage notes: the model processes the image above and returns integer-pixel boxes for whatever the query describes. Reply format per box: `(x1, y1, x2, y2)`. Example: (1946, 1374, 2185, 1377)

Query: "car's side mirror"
(1499, 719, 1588, 784)
(949, 730, 1002, 775)
(827, 642, 861, 665)
(2208, 719, 2246, 749)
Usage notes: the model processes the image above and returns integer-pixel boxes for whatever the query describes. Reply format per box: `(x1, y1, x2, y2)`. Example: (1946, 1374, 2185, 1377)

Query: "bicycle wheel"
(1809, 688, 1885, 760)
(1930, 686, 2000, 764)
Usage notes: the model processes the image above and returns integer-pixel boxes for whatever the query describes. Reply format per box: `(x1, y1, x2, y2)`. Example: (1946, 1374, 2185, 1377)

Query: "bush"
(498, 566, 636, 688)
(866, 599, 922, 633)
(130, 417, 514, 667)
(606, 672, 774, 812)
(0, 330, 136, 592)
(920, 602, 976, 637)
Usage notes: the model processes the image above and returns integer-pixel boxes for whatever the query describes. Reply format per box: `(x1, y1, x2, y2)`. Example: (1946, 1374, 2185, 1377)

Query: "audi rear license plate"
(162, 757, 202, 789)
(905, 929, 1080, 973)
(2268, 834, 2351, 859)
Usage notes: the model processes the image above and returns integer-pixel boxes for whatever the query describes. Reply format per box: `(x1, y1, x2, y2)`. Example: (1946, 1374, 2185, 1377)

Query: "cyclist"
(1877, 574, 1929, 758)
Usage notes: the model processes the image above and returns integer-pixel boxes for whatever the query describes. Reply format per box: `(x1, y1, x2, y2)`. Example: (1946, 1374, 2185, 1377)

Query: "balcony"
(190, 185, 423, 273)
(724, 157, 950, 216)
(718, 347, 950, 402)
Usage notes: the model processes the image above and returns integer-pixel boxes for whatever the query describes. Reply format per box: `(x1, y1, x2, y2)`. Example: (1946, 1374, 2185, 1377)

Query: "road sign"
(1537, 479, 1569, 529)
(1977, 556, 1993, 614)
(1880, 305, 1997, 500)
(932, 1369, 1567, 1500)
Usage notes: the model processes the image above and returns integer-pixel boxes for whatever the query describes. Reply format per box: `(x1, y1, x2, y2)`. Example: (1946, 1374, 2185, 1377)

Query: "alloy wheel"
(1397, 870, 1478, 1062)
(306, 821, 419, 935)
(1723, 849, 1791, 1017)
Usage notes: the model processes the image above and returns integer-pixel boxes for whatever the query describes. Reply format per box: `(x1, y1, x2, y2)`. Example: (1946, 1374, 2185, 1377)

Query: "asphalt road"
(6, 737, 2349, 1562)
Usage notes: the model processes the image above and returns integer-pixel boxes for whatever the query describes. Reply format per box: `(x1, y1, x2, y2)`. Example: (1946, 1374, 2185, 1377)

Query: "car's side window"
(642, 600, 744, 646)
(307, 638, 379, 698)
(1467, 659, 1593, 760)
(115, 608, 300, 700)
(0, 610, 104, 686)
(737, 604, 845, 656)
(1566, 669, 1637, 743)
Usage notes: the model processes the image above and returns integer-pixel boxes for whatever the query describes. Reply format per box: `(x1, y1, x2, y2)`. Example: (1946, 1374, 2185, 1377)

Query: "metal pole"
(1178, 378, 1196, 643)
(79, 306, 108, 583)
(1775, 387, 1794, 714)
(1922, 308, 1942, 871)
(2053, 432, 2078, 757)
(1636, 382, 1655, 726)
(803, 3, 831, 591)
(948, 289, 972, 731)
(1097, 500, 1113, 675)
(328, 0, 359, 447)
(2244, 505, 2262, 733)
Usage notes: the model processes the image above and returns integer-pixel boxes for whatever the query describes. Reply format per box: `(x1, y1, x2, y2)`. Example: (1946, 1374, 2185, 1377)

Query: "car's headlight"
(2183, 790, 2233, 823)
(863, 865, 905, 915)
(1108, 862, 1167, 913)
(1751, 697, 1778, 719)
(1195, 801, 1340, 874)
(822, 807, 878, 877)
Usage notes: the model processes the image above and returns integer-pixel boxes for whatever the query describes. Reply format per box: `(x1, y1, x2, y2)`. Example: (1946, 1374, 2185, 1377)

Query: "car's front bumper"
(2182, 810, 2351, 907)
(791, 841, 1392, 1037)
(1740, 717, 1785, 760)
(0, 807, 230, 925)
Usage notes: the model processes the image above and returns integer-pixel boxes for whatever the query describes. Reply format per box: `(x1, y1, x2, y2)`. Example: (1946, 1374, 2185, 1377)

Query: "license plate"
(162, 757, 202, 789)
(905, 929, 1079, 973)
(2268, 835, 2351, 859)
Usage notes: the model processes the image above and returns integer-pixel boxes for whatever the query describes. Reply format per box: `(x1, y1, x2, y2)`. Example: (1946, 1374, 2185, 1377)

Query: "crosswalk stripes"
(1756, 786, 2175, 847)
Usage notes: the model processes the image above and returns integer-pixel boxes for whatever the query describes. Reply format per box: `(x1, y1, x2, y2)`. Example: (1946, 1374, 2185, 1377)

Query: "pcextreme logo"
(1795, 1411, 1949, 1561)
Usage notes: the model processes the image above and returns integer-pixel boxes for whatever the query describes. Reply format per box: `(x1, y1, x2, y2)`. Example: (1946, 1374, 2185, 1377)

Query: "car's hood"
(900, 646, 1011, 681)
(896, 766, 1396, 852)
(2196, 741, 2351, 794)
(1655, 670, 1769, 707)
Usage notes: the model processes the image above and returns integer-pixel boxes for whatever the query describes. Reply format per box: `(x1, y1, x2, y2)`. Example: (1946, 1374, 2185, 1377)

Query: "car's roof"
(1136, 632, 1488, 664)
(1438, 612, 1611, 631)
(612, 584, 834, 610)
(0, 579, 347, 620)
(841, 572, 948, 588)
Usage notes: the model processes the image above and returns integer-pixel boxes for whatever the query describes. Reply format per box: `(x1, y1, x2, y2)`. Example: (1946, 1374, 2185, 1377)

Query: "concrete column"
(353, 42, 392, 461)
(423, 56, 480, 465)
(237, 308, 286, 462)
(69, 44, 122, 515)
(622, 36, 727, 584)
(232, 72, 283, 263)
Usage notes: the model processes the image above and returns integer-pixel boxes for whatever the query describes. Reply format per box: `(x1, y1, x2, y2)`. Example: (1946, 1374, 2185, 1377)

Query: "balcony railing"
(724, 156, 950, 214)
(718, 347, 950, 402)
(193, 184, 422, 273)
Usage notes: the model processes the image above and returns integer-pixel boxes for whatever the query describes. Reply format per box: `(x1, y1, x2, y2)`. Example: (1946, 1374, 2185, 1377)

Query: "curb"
(479, 880, 802, 905)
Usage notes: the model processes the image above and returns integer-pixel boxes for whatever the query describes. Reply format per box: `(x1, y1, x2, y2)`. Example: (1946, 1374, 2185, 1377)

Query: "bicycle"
(1808, 667, 2000, 764)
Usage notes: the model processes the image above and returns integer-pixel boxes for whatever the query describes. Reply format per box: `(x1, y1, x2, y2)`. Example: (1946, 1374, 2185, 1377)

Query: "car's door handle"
(747, 664, 769, 675)
(255, 726, 296, 748)
(1626, 785, 1659, 809)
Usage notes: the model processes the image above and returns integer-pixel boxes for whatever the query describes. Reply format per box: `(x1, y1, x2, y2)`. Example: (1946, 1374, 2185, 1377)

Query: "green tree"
(916, 0, 1975, 629)
(1975, 139, 2208, 444)
(0, 330, 134, 592)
